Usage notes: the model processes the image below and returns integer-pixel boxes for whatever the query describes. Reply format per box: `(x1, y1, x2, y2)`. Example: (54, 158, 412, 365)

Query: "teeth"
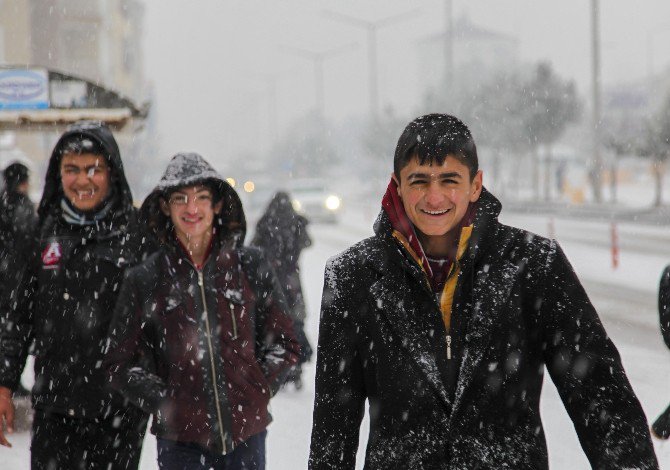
(424, 209, 449, 215)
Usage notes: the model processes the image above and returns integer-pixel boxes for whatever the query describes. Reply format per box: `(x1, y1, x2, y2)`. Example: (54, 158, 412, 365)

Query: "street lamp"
(591, 0, 603, 203)
(281, 42, 358, 119)
(323, 8, 420, 120)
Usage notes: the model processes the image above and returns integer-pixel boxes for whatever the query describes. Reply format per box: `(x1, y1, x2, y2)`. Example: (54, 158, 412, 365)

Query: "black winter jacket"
(251, 191, 312, 323)
(0, 189, 36, 304)
(0, 122, 147, 421)
(309, 189, 658, 470)
(659, 265, 670, 349)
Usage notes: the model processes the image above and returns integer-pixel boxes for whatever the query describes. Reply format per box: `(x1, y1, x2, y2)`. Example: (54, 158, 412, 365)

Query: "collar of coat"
(369, 188, 526, 414)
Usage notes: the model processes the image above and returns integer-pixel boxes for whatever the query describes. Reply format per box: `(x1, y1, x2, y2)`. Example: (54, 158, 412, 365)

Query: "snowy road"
(4, 206, 670, 469)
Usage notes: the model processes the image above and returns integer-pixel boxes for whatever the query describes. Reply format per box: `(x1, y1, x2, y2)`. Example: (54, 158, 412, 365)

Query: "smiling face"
(394, 155, 482, 255)
(161, 185, 223, 248)
(60, 152, 111, 212)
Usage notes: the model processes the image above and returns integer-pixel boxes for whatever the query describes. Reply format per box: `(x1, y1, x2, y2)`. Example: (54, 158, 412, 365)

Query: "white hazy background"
(143, 0, 670, 166)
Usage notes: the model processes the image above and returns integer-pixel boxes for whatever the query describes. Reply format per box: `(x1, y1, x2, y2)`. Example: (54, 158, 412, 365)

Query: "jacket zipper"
(197, 270, 228, 453)
(442, 259, 461, 361)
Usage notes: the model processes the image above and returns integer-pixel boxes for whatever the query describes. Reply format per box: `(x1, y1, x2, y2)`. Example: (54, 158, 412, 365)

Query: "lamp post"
(590, 0, 603, 203)
(324, 9, 420, 120)
(444, 0, 454, 96)
(282, 42, 358, 120)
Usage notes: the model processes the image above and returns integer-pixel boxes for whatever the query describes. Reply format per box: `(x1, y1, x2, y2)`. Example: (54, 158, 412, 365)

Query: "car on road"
(288, 179, 342, 224)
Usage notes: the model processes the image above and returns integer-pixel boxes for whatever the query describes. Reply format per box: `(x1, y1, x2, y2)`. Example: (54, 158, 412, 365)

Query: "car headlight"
(325, 195, 341, 211)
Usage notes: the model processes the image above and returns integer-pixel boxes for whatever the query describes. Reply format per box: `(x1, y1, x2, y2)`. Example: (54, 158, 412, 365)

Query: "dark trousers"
(157, 430, 267, 470)
(31, 408, 148, 470)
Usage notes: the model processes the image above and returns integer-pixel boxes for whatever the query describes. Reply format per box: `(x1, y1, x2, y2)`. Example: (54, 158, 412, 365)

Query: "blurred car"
(288, 179, 342, 224)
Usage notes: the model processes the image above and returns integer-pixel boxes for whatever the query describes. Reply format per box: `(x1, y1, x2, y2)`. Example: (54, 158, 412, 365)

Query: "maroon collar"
(174, 233, 215, 270)
(381, 178, 477, 280)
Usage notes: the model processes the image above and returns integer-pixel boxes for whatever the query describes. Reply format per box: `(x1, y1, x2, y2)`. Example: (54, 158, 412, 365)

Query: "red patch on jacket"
(41, 241, 62, 268)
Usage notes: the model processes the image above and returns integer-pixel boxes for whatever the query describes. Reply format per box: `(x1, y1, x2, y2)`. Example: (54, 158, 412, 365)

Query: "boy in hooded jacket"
(0, 121, 149, 468)
(104, 153, 300, 470)
(309, 114, 658, 469)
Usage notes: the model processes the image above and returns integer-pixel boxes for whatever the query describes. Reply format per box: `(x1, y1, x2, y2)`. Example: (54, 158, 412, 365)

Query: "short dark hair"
(393, 114, 478, 181)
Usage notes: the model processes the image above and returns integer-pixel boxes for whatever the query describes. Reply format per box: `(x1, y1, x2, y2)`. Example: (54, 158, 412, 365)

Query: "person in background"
(252, 191, 313, 389)
(105, 152, 299, 470)
(309, 114, 658, 469)
(651, 265, 670, 439)
(0, 162, 36, 256)
(0, 162, 37, 400)
(0, 121, 149, 469)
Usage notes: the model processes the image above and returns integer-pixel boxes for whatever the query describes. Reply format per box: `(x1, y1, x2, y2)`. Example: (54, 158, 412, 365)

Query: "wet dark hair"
(393, 114, 478, 181)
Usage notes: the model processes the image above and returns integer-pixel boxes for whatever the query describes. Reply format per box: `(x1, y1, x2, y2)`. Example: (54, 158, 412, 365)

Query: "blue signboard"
(0, 68, 49, 110)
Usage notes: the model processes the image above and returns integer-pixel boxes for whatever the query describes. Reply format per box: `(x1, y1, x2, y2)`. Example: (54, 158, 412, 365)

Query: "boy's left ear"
(214, 201, 223, 215)
(470, 170, 483, 202)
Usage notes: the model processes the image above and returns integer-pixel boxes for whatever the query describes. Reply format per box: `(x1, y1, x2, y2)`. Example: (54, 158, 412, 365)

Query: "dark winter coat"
(104, 153, 300, 454)
(0, 188, 36, 303)
(659, 265, 670, 350)
(309, 188, 658, 470)
(251, 191, 312, 323)
(0, 121, 147, 422)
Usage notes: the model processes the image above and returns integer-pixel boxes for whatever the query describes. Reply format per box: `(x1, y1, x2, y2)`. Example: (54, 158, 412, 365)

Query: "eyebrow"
(406, 171, 462, 180)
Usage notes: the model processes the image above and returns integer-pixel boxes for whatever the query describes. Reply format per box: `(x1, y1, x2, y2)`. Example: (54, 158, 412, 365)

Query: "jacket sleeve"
(0, 241, 38, 391)
(104, 270, 167, 415)
(309, 258, 366, 470)
(247, 249, 300, 395)
(541, 242, 658, 470)
(659, 265, 670, 350)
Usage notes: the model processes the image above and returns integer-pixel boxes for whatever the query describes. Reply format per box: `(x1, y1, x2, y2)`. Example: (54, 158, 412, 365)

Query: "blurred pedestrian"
(0, 121, 149, 469)
(105, 153, 299, 470)
(252, 191, 313, 389)
(0, 162, 36, 256)
(0, 162, 37, 400)
(651, 265, 670, 439)
(309, 114, 658, 469)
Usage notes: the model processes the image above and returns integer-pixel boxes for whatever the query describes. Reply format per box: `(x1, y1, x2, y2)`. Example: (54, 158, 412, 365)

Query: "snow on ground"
(4, 202, 670, 469)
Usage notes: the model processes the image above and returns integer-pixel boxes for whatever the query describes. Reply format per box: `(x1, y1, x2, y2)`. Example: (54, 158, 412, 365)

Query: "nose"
(184, 196, 200, 212)
(424, 181, 445, 206)
(75, 170, 93, 185)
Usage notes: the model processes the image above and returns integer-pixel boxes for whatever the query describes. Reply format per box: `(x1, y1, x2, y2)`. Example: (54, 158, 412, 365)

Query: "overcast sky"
(143, 0, 670, 166)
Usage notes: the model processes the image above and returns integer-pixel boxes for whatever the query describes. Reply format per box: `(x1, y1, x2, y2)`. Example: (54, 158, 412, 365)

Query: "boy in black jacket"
(0, 121, 148, 469)
(309, 114, 658, 469)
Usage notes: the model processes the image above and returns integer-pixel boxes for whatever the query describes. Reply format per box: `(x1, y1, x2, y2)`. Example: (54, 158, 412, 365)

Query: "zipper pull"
(446, 335, 452, 360)
(197, 271, 204, 286)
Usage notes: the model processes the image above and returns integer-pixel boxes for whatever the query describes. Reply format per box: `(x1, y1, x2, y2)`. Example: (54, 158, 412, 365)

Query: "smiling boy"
(309, 114, 658, 469)
(0, 121, 148, 469)
(105, 153, 299, 470)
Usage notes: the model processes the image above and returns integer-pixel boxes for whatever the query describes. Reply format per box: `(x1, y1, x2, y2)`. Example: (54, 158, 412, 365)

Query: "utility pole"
(444, 0, 454, 97)
(282, 43, 357, 120)
(590, 0, 603, 203)
(324, 9, 419, 120)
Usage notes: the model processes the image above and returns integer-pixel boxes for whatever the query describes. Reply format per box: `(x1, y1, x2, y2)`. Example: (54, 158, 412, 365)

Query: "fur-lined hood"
(140, 152, 246, 247)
